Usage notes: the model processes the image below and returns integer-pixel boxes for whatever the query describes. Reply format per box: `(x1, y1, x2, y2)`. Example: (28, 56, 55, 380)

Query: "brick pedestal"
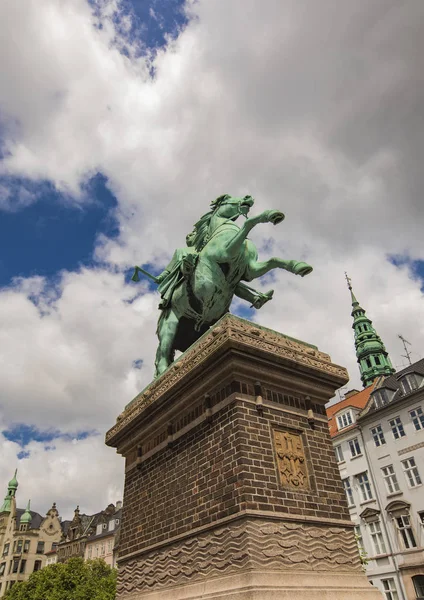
(106, 314, 382, 599)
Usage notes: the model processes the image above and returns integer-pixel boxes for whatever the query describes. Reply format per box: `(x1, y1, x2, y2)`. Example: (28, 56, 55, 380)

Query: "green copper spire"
(0, 469, 19, 513)
(20, 500, 32, 525)
(345, 273, 395, 387)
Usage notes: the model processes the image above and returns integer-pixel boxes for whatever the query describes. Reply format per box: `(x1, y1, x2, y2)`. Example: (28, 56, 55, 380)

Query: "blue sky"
(0, 0, 423, 517)
(0, 1, 187, 449)
(0, 0, 187, 288)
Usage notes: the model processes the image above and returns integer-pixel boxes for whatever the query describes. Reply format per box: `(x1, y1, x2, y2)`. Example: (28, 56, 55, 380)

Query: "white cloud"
(0, 0, 423, 515)
(0, 425, 123, 519)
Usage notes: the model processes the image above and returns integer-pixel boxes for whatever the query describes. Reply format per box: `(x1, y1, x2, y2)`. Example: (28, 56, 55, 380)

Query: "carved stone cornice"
(106, 314, 348, 448)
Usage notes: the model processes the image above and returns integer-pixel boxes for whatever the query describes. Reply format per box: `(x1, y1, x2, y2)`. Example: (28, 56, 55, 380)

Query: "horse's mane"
(193, 194, 230, 252)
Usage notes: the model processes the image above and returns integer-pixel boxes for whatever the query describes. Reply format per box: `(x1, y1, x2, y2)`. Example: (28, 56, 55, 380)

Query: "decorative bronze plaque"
(273, 429, 309, 490)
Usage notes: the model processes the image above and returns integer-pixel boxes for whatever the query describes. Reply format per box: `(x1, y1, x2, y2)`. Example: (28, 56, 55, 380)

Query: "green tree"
(4, 558, 116, 600)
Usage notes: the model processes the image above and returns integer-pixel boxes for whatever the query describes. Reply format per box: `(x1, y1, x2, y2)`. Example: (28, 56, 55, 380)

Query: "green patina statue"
(132, 194, 312, 377)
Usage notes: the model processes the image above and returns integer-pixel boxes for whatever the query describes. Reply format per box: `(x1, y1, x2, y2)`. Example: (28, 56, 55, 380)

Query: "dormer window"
(96, 523, 103, 535)
(108, 520, 115, 532)
(372, 388, 394, 409)
(400, 373, 421, 395)
(337, 410, 353, 430)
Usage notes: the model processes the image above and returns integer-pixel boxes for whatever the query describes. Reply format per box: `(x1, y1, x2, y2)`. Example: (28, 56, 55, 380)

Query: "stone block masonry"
(106, 314, 383, 599)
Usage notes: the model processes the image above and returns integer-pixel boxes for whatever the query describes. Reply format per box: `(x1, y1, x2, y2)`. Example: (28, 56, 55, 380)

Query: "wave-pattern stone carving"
(106, 315, 348, 445)
(117, 520, 360, 596)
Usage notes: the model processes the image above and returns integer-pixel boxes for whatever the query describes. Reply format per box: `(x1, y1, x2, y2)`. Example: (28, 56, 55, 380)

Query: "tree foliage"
(4, 558, 116, 600)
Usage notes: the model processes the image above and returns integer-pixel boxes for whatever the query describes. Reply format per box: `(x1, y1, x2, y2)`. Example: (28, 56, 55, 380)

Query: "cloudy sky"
(0, 0, 423, 520)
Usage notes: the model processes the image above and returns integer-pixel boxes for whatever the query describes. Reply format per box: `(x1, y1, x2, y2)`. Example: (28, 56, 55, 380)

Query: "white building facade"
(329, 360, 424, 600)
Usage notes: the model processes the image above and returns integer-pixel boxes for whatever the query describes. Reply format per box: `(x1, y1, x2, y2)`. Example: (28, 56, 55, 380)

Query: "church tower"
(0, 469, 18, 513)
(345, 274, 395, 387)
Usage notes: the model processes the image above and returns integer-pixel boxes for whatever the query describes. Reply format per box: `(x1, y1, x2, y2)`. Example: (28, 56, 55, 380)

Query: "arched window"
(412, 575, 424, 599)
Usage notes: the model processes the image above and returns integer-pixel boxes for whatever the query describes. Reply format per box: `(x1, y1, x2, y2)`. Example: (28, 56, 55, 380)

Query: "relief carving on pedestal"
(273, 429, 309, 490)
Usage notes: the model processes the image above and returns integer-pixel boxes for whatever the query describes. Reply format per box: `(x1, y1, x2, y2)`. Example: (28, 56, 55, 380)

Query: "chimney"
(116, 500, 122, 510)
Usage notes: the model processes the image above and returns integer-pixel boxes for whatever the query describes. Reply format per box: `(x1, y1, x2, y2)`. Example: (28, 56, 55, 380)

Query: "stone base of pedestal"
(106, 315, 383, 600)
(117, 516, 381, 600)
(121, 571, 379, 600)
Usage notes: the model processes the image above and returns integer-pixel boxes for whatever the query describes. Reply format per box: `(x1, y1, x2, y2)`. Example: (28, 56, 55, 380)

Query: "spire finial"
(345, 271, 352, 291)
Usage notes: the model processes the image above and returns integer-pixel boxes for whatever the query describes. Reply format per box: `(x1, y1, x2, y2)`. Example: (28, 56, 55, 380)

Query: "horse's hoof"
(294, 262, 313, 276)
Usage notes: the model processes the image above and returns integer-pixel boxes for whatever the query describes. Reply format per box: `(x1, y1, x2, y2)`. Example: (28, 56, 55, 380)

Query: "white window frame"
(342, 478, 354, 506)
(370, 424, 386, 447)
(354, 524, 364, 551)
(357, 472, 373, 502)
(349, 437, 361, 457)
(373, 389, 390, 408)
(400, 374, 418, 395)
(382, 578, 399, 600)
(334, 444, 344, 463)
(389, 417, 405, 440)
(410, 407, 424, 431)
(395, 514, 417, 549)
(381, 465, 400, 494)
(401, 457, 422, 487)
(369, 520, 386, 555)
(337, 410, 353, 430)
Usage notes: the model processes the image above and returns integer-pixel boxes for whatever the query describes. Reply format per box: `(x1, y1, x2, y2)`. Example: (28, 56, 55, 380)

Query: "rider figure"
(156, 230, 273, 311)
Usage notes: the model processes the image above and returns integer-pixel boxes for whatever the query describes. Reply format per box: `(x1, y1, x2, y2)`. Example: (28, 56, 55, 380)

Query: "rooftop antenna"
(398, 334, 412, 366)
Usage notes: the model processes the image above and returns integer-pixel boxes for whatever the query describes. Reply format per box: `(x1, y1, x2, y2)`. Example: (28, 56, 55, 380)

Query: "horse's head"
(211, 194, 254, 220)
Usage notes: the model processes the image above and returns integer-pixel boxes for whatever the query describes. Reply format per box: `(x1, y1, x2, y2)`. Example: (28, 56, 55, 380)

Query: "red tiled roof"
(326, 381, 377, 438)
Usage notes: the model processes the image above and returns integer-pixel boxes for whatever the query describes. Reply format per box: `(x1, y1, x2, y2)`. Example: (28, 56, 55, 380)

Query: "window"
(334, 445, 344, 462)
(371, 425, 386, 447)
(369, 520, 386, 555)
(410, 407, 424, 431)
(16, 540, 23, 554)
(96, 523, 103, 535)
(23, 540, 30, 553)
(373, 389, 390, 408)
(400, 374, 418, 395)
(0, 562, 5, 576)
(413, 575, 424, 599)
(395, 515, 417, 548)
(354, 525, 363, 550)
(108, 519, 115, 532)
(337, 411, 353, 430)
(343, 478, 354, 506)
(389, 417, 405, 439)
(33, 560, 42, 572)
(2, 544, 9, 557)
(349, 438, 361, 457)
(101, 543, 105, 556)
(36, 541, 45, 554)
(402, 457, 422, 487)
(12, 559, 19, 574)
(357, 472, 373, 502)
(19, 559, 26, 574)
(87, 547, 92, 559)
(381, 465, 400, 494)
(107, 539, 113, 553)
(382, 578, 399, 600)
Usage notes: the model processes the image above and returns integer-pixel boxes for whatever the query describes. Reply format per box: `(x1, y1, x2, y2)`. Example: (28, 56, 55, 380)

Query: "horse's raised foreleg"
(244, 258, 313, 281)
(219, 210, 284, 261)
(155, 310, 180, 377)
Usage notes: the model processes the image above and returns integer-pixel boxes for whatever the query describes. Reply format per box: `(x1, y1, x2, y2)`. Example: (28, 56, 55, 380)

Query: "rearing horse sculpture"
(135, 194, 313, 377)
